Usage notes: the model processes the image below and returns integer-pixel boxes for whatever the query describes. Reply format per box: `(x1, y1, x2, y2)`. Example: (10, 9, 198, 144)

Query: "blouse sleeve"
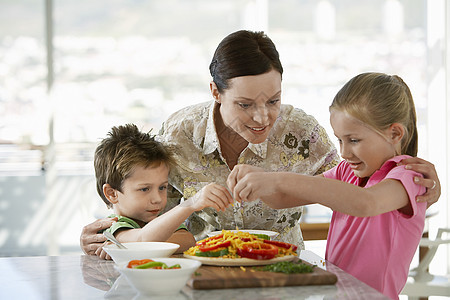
(285, 107, 340, 175)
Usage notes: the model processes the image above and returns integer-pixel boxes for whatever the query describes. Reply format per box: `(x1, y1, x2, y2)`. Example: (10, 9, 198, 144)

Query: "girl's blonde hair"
(330, 72, 418, 156)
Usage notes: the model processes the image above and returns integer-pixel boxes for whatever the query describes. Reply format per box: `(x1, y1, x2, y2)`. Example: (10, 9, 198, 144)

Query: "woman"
(80, 30, 441, 258)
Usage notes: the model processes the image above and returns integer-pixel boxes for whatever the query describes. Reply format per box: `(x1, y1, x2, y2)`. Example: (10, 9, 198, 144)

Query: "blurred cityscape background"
(0, 0, 448, 283)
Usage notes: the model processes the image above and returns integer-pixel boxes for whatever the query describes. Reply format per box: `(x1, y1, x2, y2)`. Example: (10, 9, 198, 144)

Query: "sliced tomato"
(236, 243, 279, 260)
(264, 240, 298, 252)
(198, 240, 231, 252)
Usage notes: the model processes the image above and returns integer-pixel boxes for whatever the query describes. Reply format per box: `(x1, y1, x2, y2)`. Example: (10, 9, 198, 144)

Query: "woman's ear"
(103, 184, 118, 205)
(389, 123, 405, 144)
(210, 81, 220, 103)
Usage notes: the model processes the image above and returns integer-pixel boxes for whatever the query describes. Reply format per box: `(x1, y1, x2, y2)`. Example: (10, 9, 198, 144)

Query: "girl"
(227, 72, 427, 299)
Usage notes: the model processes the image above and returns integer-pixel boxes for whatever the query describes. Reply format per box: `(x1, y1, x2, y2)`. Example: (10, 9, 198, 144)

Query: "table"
(0, 250, 389, 299)
(300, 204, 331, 241)
(300, 222, 330, 240)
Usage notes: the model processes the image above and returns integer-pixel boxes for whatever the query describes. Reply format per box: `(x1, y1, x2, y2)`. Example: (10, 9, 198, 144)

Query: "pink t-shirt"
(323, 155, 426, 299)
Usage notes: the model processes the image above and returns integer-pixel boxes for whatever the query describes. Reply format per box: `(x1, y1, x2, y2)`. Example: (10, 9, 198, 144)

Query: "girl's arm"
(233, 171, 412, 217)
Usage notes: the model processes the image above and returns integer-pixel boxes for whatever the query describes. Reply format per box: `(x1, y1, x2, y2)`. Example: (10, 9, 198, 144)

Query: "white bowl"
(103, 242, 179, 264)
(207, 229, 279, 239)
(115, 258, 201, 296)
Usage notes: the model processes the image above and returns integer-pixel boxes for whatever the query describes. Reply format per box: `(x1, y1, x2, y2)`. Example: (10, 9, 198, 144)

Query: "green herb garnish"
(254, 261, 316, 274)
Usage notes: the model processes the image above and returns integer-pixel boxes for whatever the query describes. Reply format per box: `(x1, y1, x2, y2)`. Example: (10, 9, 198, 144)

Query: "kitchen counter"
(0, 250, 388, 299)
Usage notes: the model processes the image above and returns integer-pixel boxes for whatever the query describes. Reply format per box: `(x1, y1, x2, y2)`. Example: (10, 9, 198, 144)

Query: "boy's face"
(113, 163, 169, 227)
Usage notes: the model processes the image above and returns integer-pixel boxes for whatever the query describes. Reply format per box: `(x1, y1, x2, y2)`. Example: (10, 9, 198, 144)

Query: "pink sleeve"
(322, 160, 359, 185)
(385, 166, 426, 217)
(322, 165, 338, 179)
(323, 160, 346, 179)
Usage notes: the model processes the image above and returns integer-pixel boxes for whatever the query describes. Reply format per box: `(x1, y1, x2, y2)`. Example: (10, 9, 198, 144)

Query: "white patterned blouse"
(158, 101, 339, 250)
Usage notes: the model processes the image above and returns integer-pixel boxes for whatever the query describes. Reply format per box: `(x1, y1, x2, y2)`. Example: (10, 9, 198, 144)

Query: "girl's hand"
(227, 164, 265, 195)
(187, 183, 233, 212)
(231, 171, 279, 204)
(398, 157, 440, 208)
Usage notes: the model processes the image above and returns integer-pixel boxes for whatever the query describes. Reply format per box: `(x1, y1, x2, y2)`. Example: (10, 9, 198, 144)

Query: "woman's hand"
(398, 157, 440, 208)
(185, 183, 233, 212)
(80, 217, 117, 256)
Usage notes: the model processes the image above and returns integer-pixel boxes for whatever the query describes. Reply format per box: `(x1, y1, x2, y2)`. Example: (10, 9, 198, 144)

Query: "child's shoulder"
(106, 214, 142, 235)
(379, 155, 414, 174)
(323, 160, 356, 183)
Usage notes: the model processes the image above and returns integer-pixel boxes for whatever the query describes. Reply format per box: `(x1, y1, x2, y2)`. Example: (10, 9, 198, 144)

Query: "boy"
(94, 124, 231, 259)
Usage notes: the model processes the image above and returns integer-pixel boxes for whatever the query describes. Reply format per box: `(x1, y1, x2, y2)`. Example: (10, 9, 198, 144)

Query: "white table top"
(0, 250, 389, 299)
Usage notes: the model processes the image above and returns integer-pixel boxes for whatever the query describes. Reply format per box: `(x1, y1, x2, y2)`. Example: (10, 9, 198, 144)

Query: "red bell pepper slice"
(127, 259, 154, 268)
(196, 234, 224, 246)
(198, 240, 231, 252)
(239, 237, 253, 242)
(264, 240, 298, 252)
(236, 243, 279, 260)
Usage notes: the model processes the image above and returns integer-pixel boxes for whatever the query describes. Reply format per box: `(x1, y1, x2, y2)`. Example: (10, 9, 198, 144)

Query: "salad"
(184, 230, 297, 260)
(126, 259, 181, 269)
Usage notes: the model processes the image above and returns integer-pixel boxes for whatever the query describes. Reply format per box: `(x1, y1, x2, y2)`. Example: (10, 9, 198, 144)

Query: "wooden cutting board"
(187, 258, 337, 289)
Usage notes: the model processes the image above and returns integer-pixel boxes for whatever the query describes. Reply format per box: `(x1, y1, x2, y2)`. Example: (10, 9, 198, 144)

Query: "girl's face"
(216, 69, 282, 144)
(330, 109, 397, 179)
(113, 163, 169, 227)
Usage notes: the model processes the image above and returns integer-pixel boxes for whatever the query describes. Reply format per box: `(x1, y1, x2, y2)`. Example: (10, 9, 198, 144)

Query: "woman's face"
(215, 69, 282, 144)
